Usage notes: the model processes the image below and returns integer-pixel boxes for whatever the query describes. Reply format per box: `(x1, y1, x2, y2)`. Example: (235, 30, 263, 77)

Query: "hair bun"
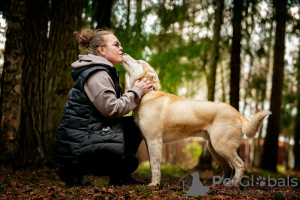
(75, 29, 94, 48)
(80, 35, 90, 47)
(74, 28, 113, 54)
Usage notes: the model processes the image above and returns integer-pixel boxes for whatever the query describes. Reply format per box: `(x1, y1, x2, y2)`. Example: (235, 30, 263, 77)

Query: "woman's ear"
(98, 47, 106, 56)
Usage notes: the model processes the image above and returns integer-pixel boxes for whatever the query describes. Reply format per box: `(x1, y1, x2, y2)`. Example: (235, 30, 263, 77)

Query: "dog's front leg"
(147, 139, 163, 186)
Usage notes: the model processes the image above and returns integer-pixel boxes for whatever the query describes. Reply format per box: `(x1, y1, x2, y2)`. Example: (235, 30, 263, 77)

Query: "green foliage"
(183, 141, 202, 162)
(136, 161, 189, 178)
(107, 0, 216, 95)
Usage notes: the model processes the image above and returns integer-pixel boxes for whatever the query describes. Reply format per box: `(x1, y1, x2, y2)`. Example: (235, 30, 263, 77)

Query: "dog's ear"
(148, 71, 159, 82)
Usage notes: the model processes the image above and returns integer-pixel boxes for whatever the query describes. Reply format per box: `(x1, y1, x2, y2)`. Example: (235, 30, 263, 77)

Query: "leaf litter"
(0, 167, 299, 199)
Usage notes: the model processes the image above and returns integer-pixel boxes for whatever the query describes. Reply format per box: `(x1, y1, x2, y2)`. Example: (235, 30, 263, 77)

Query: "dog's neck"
(130, 79, 161, 92)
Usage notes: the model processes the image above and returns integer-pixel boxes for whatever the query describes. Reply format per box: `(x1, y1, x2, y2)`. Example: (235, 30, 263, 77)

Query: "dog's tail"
(241, 110, 272, 138)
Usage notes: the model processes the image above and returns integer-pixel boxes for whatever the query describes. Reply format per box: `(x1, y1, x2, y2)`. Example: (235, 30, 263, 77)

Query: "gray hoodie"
(71, 54, 145, 119)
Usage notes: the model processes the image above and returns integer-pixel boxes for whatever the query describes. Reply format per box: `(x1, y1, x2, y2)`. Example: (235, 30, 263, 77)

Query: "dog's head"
(122, 53, 161, 91)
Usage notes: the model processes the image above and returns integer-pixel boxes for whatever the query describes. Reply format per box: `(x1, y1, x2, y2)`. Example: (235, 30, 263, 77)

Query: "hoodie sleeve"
(84, 70, 145, 119)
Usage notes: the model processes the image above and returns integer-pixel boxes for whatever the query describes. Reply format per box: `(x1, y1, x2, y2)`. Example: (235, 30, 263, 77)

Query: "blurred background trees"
(0, 0, 299, 173)
(0, 0, 48, 167)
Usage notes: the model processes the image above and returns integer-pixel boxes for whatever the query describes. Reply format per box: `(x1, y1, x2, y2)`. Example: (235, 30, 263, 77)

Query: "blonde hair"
(74, 29, 114, 55)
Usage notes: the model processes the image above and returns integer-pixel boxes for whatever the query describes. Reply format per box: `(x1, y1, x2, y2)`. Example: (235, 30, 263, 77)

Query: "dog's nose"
(123, 53, 127, 55)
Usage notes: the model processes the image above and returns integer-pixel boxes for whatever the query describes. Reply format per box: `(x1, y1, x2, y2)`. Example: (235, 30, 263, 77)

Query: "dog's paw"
(148, 182, 159, 187)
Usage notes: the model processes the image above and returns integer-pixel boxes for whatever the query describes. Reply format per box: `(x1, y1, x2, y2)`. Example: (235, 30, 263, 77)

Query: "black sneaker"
(109, 176, 123, 186)
(109, 174, 145, 186)
(56, 165, 83, 187)
(122, 174, 145, 185)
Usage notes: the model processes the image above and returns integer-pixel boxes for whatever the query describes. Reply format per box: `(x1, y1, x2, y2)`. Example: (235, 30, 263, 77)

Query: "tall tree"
(196, 0, 224, 169)
(0, 0, 48, 167)
(206, 0, 224, 101)
(95, 0, 114, 29)
(260, 0, 287, 172)
(294, 46, 300, 171)
(136, 0, 143, 41)
(43, 0, 84, 156)
(133, 0, 143, 59)
(229, 0, 243, 111)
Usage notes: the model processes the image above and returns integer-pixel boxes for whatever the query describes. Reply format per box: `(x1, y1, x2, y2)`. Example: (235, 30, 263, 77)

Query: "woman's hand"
(134, 78, 153, 94)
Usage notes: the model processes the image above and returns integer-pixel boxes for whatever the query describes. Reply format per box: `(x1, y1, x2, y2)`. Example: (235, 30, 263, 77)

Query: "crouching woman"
(54, 29, 152, 186)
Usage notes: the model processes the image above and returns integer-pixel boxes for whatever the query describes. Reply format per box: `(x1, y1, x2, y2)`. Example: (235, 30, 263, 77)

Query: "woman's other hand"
(134, 78, 153, 94)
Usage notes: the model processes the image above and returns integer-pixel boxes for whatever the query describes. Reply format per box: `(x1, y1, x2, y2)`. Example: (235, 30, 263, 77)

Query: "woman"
(54, 29, 153, 186)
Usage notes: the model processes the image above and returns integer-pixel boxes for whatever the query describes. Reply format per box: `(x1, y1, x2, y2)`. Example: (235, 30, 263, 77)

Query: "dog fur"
(122, 53, 271, 186)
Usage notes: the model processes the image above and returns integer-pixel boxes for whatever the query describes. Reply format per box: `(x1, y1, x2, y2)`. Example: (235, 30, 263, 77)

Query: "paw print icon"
(256, 176, 266, 186)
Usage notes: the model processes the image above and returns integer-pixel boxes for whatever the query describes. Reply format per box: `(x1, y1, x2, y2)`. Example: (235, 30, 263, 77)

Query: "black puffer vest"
(54, 64, 124, 164)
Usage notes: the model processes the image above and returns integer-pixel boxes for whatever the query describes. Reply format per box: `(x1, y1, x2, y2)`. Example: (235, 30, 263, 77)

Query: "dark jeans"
(62, 116, 143, 178)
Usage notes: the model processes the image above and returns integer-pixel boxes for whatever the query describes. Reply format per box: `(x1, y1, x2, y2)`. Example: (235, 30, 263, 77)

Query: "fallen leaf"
(108, 188, 114, 193)
(22, 188, 34, 193)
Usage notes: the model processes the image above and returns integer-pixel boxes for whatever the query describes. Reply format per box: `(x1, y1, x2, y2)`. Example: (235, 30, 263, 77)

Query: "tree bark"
(0, 0, 48, 167)
(43, 0, 83, 157)
(260, 0, 287, 172)
(229, 0, 243, 111)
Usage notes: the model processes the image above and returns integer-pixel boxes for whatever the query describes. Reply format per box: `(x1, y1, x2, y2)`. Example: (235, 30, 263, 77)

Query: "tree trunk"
(95, 0, 114, 29)
(229, 0, 243, 111)
(253, 103, 264, 168)
(43, 0, 83, 157)
(284, 136, 290, 170)
(136, 0, 142, 39)
(197, 0, 224, 169)
(220, 63, 226, 103)
(0, 0, 48, 167)
(252, 13, 273, 169)
(135, 0, 143, 58)
(260, 0, 287, 172)
(207, 0, 224, 101)
(294, 46, 300, 171)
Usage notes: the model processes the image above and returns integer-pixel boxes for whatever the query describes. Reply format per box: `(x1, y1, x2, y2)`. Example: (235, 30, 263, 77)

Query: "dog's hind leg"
(146, 138, 163, 186)
(209, 127, 245, 184)
(212, 142, 244, 184)
(207, 140, 233, 180)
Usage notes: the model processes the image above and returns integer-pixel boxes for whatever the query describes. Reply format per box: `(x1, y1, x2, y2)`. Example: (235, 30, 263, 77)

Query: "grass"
(136, 161, 190, 178)
(245, 165, 300, 180)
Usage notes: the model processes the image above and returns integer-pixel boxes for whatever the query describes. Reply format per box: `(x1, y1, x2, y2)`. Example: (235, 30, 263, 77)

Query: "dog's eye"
(137, 61, 141, 64)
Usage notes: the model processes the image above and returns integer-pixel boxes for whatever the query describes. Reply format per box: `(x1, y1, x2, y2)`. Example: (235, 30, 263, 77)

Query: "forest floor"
(1, 162, 300, 199)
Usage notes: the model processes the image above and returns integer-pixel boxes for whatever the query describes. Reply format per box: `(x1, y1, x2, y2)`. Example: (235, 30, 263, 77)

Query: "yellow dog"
(122, 53, 271, 186)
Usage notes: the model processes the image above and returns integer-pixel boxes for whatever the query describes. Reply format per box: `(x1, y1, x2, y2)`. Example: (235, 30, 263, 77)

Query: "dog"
(122, 53, 271, 186)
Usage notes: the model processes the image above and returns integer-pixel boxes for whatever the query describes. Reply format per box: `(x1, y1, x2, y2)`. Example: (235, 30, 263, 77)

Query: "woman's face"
(100, 34, 123, 65)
